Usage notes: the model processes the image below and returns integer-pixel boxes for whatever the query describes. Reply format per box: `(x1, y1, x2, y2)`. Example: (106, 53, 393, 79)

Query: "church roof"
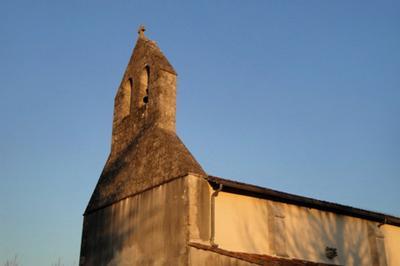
(85, 126, 206, 214)
(207, 175, 400, 227)
(189, 242, 338, 266)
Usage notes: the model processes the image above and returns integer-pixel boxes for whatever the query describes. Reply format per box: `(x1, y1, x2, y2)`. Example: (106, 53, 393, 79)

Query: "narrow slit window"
(139, 66, 150, 106)
(119, 78, 132, 119)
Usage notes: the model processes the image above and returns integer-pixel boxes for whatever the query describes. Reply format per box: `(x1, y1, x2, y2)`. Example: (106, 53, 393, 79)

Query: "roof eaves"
(206, 175, 400, 227)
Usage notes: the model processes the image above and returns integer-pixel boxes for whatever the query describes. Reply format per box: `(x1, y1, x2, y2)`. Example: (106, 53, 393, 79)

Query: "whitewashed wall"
(209, 190, 399, 266)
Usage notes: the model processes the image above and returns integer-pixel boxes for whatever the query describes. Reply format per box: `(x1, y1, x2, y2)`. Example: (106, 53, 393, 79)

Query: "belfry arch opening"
(139, 66, 150, 107)
(119, 78, 132, 119)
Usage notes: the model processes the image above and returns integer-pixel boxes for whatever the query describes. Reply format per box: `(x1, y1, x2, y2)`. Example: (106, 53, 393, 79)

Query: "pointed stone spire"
(84, 27, 205, 213)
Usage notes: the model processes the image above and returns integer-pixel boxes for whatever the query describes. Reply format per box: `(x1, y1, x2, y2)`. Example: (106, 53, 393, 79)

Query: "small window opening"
(139, 66, 150, 106)
(119, 78, 132, 119)
(143, 89, 149, 103)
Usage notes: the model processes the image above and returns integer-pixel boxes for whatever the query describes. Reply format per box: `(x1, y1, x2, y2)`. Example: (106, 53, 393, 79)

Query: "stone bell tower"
(111, 25, 177, 158)
(80, 26, 205, 265)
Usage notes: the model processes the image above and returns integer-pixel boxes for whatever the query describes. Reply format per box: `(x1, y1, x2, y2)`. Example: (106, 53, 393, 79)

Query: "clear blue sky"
(1, 0, 399, 265)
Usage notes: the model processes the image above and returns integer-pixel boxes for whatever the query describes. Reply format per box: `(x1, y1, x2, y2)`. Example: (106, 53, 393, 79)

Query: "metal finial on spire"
(138, 25, 146, 38)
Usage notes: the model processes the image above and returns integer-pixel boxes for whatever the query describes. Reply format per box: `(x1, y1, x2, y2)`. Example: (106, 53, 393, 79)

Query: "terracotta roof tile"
(189, 242, 340, 266)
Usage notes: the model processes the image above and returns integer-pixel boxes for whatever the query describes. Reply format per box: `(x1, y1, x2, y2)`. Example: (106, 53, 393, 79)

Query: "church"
(79, 27, 400, 266)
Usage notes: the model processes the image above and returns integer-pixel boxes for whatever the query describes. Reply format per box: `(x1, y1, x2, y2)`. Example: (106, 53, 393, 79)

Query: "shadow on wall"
(82, 178, 187, 266)
(84, 194, 163, 265)
(281, 204, 369, 265)
(216, 193, 373, 265)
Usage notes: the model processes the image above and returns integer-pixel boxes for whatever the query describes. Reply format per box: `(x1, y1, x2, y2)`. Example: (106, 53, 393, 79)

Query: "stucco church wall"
(212, 191, 398, 266)
(80, 177, 188, 266)
(188, 175, 211, 243)
(382, 224, 400, 266)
